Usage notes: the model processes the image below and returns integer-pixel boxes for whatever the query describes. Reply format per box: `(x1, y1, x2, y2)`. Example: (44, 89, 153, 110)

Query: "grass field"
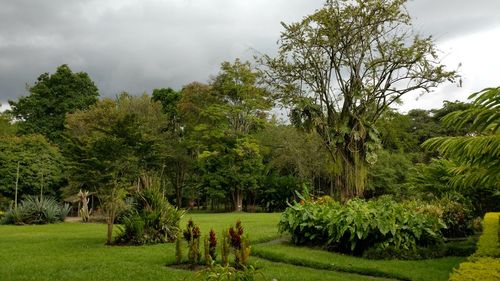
(0, 213, 464, 281)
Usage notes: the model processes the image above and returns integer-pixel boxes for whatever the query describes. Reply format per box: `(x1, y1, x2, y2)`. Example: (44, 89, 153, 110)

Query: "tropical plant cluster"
(1, 196, 70, 225)
(279, 193, 455, 258)
(175, 219, 252, 272)
(114, 185, 184, 245)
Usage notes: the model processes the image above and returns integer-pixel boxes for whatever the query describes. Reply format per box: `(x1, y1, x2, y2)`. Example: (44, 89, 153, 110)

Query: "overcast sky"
(1, 0, 499, 113)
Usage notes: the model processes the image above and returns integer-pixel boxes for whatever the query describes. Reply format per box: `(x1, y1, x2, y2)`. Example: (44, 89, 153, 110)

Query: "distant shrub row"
(448, 212, 500, 281)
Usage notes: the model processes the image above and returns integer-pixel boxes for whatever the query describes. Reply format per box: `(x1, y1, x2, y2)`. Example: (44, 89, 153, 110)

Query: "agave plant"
(1, 196, 70, 225)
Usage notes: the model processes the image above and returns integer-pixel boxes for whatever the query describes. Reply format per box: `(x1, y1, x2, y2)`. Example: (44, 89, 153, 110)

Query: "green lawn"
(253, 241, 465, 281)
(0, 213, 463, 281)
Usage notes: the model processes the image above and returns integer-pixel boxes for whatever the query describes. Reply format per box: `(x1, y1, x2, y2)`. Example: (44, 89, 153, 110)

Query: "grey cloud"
(1, 0, 498, 108)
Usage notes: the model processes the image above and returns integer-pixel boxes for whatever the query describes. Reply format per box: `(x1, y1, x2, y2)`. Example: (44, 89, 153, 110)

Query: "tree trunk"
(15, 161, 19, 210)
(106, 211, 114, 245)
(176, 186, 182, 208)
(234, 190, 243, 212)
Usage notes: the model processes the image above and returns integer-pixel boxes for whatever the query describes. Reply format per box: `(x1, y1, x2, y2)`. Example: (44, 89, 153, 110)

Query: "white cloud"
(398, 26, 500, 112)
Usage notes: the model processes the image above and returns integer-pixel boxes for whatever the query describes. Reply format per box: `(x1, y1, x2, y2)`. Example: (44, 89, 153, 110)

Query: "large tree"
(195, 60, 271, 211)
(65, 94, 166, 243)
(9, 64, 99, 145)
(260, 0, 456, 200)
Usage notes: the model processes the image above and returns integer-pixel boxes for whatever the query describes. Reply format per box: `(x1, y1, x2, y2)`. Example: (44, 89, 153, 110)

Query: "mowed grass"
(253, 241, 465, 281)
(0, 213, 462, 281)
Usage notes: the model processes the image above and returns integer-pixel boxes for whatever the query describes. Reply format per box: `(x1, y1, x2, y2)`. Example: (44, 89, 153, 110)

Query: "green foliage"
(279, 196, 445, 257)
(0, 134, 64, 202)
(228, 220, 251, 267)
(473, 212, 500, 258)
(198, 137, 264, 211)
(2, 196, 69, 225)
(366, 150, 413, 197)
(448, 257, 500, 281)
(183, 219, 202, 265)
(65, 94, 167, 193)
(448, 212, 500, 281)
(8, 64, 98, 145)
(436, 196, 475, 238)
(115, 185, 183, 245)
(0, 112, 17, 137)
(208, 229, 217, 261)
(176, 232, 183, 264)
(260, 0, 456, 199)
(423, 87, 500, 189)
(198, 265, 259, 281)
(192, 59, 271, 211)
(221, 229, 230, 266)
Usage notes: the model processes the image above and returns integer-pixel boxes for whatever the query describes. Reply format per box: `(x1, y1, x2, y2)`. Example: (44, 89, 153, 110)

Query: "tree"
(65, 94, 167, 243)
(152, 87, 195, 208)
(423, 87, 500, 189)
(0, 135, 64, 206)
(260, 0, 456, 200)
(195, 60, 271, 211)
(9, 64, 99, 145)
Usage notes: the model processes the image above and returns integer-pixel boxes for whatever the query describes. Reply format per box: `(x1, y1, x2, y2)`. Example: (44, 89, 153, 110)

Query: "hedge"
(473, 212, 500, 258)
(448, 257, 500, 281)
(448, 212, 500, 281)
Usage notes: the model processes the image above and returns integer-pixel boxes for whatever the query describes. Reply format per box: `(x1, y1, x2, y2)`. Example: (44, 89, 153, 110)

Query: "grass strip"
(253, 241, 464, 281)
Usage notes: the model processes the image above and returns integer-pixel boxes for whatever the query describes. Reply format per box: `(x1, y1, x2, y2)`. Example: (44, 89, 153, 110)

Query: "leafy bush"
(198, 265, 259, 281)
(448, 257, 500, 281)
(115, 186, 184, 245)
(436, 196, 475, 238)
(448, 212, 500, 281)
(473, 212, 500, 258)
(1, 196, 69, 225)
(279, 196, 445, 257)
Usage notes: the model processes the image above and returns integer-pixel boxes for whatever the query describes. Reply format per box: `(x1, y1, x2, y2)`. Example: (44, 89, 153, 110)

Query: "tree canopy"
(260, 0, 456, 200)
(8, 64, 99, 145)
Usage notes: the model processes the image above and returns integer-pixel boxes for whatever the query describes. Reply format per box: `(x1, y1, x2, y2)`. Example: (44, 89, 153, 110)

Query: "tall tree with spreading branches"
(260, 0, 457, 200)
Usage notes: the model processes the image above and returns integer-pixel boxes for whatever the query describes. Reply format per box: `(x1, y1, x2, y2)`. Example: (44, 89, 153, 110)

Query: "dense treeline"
(1, 63, 497, 215)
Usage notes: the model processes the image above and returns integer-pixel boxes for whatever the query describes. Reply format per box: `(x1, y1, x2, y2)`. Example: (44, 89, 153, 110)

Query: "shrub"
(1, 196, 69, 225)
(448, 212, 500, 281)
(183, 219, 201, 265)
(279, 196, 445, 257)
(473, 212, 500, 258)
(435, 195, 475, 238)
(115, 186, 184, 245)
(229, 220, 251, 267)
(198, 265, 259, 281)
(448, 257, 500, 280)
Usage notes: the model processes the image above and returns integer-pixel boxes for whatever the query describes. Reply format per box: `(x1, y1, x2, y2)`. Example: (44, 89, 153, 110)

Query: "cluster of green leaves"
(2, 196, 70, 225)
(279, 196, 446, 257)
(424, 87, 500, 189)
(198, 264, 259, 281)
(114, 185, 184, 245)
(448, 212, 500, 281)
